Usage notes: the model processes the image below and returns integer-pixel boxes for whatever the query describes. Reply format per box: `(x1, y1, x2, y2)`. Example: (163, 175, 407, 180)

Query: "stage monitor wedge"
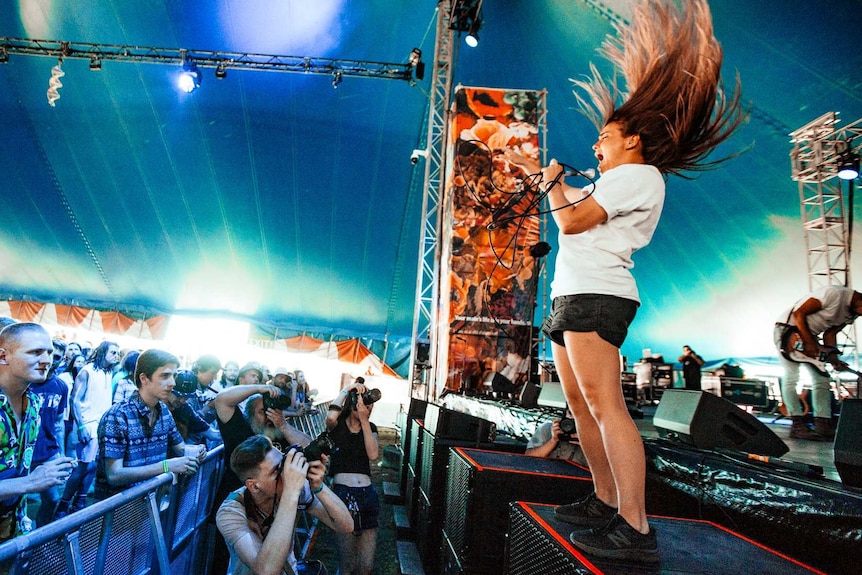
(537, 381, 567, 410)
(654, 389, 788, 457)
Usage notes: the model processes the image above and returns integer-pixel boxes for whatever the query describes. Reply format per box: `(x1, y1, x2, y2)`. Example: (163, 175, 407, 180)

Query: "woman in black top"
(325, 379, 379, 575)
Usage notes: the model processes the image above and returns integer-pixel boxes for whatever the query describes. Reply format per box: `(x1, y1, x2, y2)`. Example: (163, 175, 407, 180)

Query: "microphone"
(563, 168, 596, 179)
(529, 242, 552, 258)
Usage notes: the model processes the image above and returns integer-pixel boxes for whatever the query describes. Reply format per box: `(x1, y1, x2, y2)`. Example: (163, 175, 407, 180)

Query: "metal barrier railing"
(0, 445, 224, 575)
(0, 402, 333, 575)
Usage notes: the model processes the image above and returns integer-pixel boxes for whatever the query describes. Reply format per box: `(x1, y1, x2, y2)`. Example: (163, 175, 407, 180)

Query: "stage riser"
(507, 502, 825, 574)
(835, 398, 862, 488)
(444, 448, 592, 574)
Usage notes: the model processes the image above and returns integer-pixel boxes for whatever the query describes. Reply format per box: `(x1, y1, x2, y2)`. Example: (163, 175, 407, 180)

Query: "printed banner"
(436, 87, 544, 396)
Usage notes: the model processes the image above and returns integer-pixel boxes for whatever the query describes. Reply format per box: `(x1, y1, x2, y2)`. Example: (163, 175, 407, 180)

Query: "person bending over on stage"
(325, 378, 380, 575)
(678, 346, 705, 391)
(216, 435, 353, 575)
(506, 0, 745, 563)
(525, 409, 588, 467)
(94, 349, 204, 500)
(0, 323, 77, 541)
(774, 285, 862, 441)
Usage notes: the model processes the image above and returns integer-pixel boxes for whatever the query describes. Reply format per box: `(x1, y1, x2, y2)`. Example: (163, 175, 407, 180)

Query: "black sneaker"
(554, 492, 617, 527)
(569, 514, 659, 563)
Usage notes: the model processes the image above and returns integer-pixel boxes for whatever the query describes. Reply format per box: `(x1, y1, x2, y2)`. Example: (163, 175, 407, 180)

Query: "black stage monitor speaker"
(835, 398, 862, 488)
(424, 404, 495, 444)
(654, 389, 788, 457)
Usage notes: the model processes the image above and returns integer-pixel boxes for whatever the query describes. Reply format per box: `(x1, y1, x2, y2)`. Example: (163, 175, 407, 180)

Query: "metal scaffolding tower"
(790, 111, 862, 361)
(409, 1, 461, 400)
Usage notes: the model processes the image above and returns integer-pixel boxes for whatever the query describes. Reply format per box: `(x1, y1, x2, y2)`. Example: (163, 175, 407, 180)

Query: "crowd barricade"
(287, 401, 331, 438)
(0, 445, 224, 575)
(289, 400, 331, 558)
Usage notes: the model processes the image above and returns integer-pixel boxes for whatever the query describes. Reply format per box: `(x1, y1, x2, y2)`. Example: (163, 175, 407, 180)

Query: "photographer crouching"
(325, 377, 381, 575)
(216, 435, 354, 575)
(525, 408, 588, 468)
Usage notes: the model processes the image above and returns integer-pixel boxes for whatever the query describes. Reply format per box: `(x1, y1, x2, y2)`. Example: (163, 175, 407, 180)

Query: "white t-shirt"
(551, 163, 665, 302)
(777, 285, 856, 335)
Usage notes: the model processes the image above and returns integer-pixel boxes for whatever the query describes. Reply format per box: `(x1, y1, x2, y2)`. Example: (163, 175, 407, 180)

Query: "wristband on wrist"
(78, 425, 86, 431)
(340, 389, 349, 395)
(163, 460, 169, 474)
(328, 404, 342, 412)
(312, 484, 324, 495)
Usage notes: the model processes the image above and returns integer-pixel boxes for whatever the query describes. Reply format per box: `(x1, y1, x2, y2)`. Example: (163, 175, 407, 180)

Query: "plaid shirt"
(0, 389, 43, 541)
(95, 392, 182, 499)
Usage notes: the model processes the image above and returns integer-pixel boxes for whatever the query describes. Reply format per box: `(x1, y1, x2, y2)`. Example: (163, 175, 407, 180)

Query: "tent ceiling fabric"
(1, 1, 861, 363)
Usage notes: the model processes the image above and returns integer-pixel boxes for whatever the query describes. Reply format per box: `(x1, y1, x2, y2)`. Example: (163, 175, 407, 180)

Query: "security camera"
(411, 148, 428, 164)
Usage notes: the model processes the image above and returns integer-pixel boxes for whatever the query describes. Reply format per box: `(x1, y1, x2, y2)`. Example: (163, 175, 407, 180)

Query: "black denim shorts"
(542, 294, 638, 349)
(332, 483, 380, 533)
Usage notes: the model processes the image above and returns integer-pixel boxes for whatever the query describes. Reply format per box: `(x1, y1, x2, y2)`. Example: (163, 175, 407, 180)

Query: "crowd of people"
(0, 317, 379, 575)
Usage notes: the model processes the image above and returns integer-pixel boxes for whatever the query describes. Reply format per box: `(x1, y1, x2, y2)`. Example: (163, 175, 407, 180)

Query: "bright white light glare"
(838, 166, 859, 180)
(465, 33, 479, 48)
(178, 71, 199, 93)
(164, 316, 250, 360)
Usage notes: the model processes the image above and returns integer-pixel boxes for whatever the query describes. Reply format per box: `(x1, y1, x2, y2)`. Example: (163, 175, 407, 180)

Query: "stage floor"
(633, 404, 841, 482)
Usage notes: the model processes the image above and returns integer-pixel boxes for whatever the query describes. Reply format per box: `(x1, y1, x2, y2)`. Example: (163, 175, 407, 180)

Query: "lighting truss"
(0, 37, 420, 82)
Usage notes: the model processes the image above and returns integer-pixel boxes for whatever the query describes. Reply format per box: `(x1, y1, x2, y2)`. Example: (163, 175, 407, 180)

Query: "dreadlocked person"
(506, 0, 745, 563)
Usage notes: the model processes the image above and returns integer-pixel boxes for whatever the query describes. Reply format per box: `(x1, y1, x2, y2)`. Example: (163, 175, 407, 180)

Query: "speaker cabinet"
(424, 404, 495, 444)
(406, 417, 425, 529)
(444, 448, 592, 574)
(654, 389, 788, 457)
(399, 398, 428, 502)
(835, 399, 862, 488)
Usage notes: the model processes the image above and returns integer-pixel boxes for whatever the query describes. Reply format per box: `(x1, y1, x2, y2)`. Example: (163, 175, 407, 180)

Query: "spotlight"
(332, 70, 343, 89)
(89, 56, 102, 71)
(178, 59, 202, 93)
(408, 48, 422, 66)
(0, 47, 8, 64)
(465, 20, 481, 47)
(838, 152, 860, 180)
(215, 64, 227, 79)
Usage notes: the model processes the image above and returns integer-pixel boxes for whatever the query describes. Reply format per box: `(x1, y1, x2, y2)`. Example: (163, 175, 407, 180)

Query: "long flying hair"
(573, 0, 747, 176)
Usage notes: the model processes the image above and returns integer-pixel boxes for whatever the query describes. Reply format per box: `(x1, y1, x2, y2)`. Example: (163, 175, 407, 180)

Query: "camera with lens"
(558, 417, 577, 441)
(263, 394, 293, 411)
(300, 431, 337, 462)
(348, 380, 382, 409)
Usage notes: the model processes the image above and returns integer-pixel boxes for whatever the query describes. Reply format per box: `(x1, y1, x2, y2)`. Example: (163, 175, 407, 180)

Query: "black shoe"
(569, 514, 659, 563)
(554, 492, 617, 527)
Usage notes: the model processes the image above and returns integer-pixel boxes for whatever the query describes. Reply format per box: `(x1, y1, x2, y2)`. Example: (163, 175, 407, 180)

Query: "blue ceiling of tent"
(1, 0, 861, 361)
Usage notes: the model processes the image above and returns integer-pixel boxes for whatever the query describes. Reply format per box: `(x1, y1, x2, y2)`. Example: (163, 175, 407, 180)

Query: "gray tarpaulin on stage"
(645, 438, 862, 575)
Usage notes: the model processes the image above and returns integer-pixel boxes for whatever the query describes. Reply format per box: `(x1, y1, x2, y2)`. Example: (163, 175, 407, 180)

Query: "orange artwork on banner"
(438, 87, 544, 396)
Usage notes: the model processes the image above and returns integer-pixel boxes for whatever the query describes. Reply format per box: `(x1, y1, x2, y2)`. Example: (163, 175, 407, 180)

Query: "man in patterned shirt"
(0, 323, 76, 540)
(94, 349, 202, 500)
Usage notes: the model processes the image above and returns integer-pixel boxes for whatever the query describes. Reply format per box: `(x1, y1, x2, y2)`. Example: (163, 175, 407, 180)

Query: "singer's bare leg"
(554, 331, 648, 533)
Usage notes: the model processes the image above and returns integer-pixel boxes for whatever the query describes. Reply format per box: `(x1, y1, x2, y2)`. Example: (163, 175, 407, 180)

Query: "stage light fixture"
(838, 151, 860, 180)
(465, 20, 481, 47)
(408, 47, 425, 81)
(331, 70, 343, 88)
(178, 59, 202, 93)
(215, 64, 227, 79)
(89, 56, 102, 70)
(0, 48, 8, 64)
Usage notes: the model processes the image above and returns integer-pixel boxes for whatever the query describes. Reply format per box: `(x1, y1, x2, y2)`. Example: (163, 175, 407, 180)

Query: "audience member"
(216, 435, 353, 575)
(166, 370, 221, 446)
(58, 353, 84, 457)
(235, 363, 264, 414)
(0, 323, 76, 541)
(95, 349, 202, 500)
(0, 317, 16, 330)
(112, 349, 141, 404)
(220, 361, 240, 388)
(57, 340, 121, 517)
(210, 382, 311, 575)
(325, 378, 380, 575)
(27, 339, 71, 526)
